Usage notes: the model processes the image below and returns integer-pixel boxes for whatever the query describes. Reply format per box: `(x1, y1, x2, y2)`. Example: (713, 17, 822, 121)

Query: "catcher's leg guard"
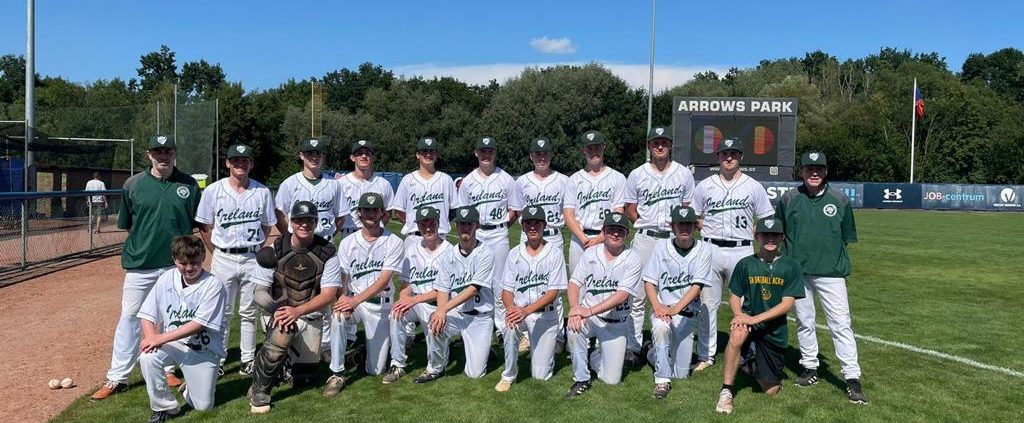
(249, 325, 293, 411)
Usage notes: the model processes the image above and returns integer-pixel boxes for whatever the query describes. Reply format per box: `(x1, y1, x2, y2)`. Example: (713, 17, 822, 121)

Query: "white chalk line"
(786, 317, 1024, 379)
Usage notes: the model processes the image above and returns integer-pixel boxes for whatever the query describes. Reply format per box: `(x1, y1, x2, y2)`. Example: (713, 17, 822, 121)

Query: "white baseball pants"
(211, 250, 259, 364)
(647, 312, 698, 383)
(329, 301, 392, 375)
(106, 267, 171, 383)
(795, 276, 862, 379)
(627, 232, 662, 352)
(425, 311, 494, 378)
(696, 244, 753, 362)
(500, 309, 561, 381)
(389, 302, 436, 368)
(477, 227, 510, 335)
(567, 316, 630, 384)
(139, 342, 218, 412)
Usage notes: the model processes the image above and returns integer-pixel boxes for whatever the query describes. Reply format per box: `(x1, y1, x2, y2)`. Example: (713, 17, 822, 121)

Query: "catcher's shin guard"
(251, 331, 291, 397)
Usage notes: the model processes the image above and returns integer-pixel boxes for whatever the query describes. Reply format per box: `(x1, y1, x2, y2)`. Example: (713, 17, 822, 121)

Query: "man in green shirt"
(92, 135, 201, 401)
(775, 152, 867, 405)
(715, 217, 804, 415)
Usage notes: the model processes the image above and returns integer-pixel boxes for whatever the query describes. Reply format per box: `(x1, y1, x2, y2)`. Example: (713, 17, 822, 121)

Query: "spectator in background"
(85, 172, 108, 232)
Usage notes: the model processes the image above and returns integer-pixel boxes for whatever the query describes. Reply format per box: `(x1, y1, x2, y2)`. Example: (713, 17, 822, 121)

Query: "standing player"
(327, 193, 404, 397)
(643, 206, 713, 399)
(509, 137, 573, 250)
(455, 136, 515, 337)
(137, 236, 226, 422)
(495, 207, 567, 392)
(92, 135, 200, 401)
(564, 130, 626, 273)
(337, 140, 394, 238)
(85, 172, 107, 233)
(195, 143, 276, 375)
(389, 137, 457, 241)
(248, 201, 342, 414)
(564, 211, 640, 398)
(715, 217, 805, 414)
(420, 206, 495, 382)
(776, 152, 867, 404)
(622, 126, 695, 365)
(691, 139, 775, 372)
(382, 206, 450, 384)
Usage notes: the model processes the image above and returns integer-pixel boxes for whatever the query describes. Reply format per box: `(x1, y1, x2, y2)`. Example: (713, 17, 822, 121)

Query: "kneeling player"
(495, 206, 567, 392)
(248, 201, 341, 413)
(715, 217, 805, 414)
(420, 206, 495, 382)
(564, 211, 641, 399)
(644, 206, 713, 399)
(138, 235, 227, 422)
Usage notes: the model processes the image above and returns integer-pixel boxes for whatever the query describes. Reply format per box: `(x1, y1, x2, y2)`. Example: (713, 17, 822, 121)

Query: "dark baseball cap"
(801, 151, 827, 167)
(300, 138, 323, 152)
(521, 206, 546, 222)
(603, 211, 630, 229)
(414, 206, 441, 222)
(670, 205, 697, 223)
(147, 135, 175, 150)
(290, 201, 318, 219)
(417, 137, 439, 151)
(756, 217, 784, 234)
(226, 143, 253, 159)
(529, 138, 552, 153)
(351, 139, 375, 154)
(715, 138, 743, 154)
(452, 206, 480, 223)
(647, 126, 672, 142)
(357, 192, 385, 209)
(580, 130, 605, 146)
(476, 136, 497, 150)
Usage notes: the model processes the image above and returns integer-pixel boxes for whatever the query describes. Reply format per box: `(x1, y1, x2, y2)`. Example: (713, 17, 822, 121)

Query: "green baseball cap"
(801, 151, 827, 167)
(580, 130, 605, 146)
(476, 136, 497, 150)
(226, 143, 253, 159)
(300, 138, 323, 152)
(521, 205, 547, 222)
(715, 138, 743, 154)
(602, 211, 630, 229)
(414, 206, 441, 222)
(756, 217, 784, 234)
(417, 137, 439, 151)
(452, 206, 480, 223)
(529, 137, 552, 153)
(670, 205, 697, 224)
(647, 126, 672, 142)
(147, 135, 175, 150)
(357, 192, 385, 209)
(290, 201, 318, 219)
(351, 139, 375, 154)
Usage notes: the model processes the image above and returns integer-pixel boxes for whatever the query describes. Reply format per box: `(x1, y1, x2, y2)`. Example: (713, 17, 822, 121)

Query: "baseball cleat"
(691, 359, 715, 372)
(715, 388, 734, 414)
(795, 368, 819, 387)
(146, 407, 180, 423)
(652, 382, 672, 399)
(846, 379, 869, 404)
(323, 374, 346, 398)
(564, 381, 592, 399)
(554, 339, 565, 355)
(90, 380, 127, 401)
(413, 371, 443, 384)
(382, 365, 407, 384)
(320, 349, 332, 364)
(250, 393, 272, 414)
(238, 360, 254, 376)
(495, 378, 513, 392)
(165, 372, 183, 388)
(623, 350, 642, 369)
(518, 335, 530, 353)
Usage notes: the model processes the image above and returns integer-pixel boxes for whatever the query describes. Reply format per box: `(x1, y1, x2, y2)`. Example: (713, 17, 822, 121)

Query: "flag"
(914, 86, 925, 120)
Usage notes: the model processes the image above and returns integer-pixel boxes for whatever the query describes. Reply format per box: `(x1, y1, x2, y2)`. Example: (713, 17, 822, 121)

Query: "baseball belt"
(678, 309, 696, 318)
(533, 304, 557, 314)
(462, 309, 483, 316)
(366, 296, 392, 305)
(218, 246, 259, 254)
(598, 316, 628, 323)
(542, 228, 560, 237)
(703, 238, 752, 248)
(583, 229, 602, 236)
(642, 229, 671, 238)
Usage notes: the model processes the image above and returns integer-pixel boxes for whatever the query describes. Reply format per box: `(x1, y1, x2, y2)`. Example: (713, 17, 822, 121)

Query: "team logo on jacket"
(823, 203, 837, 217)
(176, 186, 190, 199)
(761, 287, 772, 301)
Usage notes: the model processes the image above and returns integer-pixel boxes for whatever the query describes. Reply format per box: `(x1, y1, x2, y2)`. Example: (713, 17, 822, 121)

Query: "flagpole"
(910, 78, 917, 183)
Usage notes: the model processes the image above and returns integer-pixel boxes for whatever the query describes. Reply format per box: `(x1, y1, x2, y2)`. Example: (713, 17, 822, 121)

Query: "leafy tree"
(137, 45, 178, 93)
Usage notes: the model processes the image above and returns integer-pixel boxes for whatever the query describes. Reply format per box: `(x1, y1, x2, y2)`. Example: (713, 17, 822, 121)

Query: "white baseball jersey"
(623, 161, 696, 231)
(564, 167, 626, 230)
(337, 172, 395, 231)
(502, 242, 567, 309)
(195, 178, 276, 248)
(85, 179, 106, 202)
(435, 241, 495, 314)
(642, 239, 713, 306)
(692, 173, 774, 240)
(275, 173, 348, 240)
(137, 269, 228, 358)
(400, 241, 451, 295)
(337, 230, 404, 300)
(509, 171, 574, 229)
(455, 167, 515, 226)
(251, 248, 343, 290)
(390, 171, 457, 235)
(570, 245, 642, 320)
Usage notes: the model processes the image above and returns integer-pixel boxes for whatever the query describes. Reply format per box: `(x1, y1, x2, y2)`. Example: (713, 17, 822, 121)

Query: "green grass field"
(54, 210, 1024, 422)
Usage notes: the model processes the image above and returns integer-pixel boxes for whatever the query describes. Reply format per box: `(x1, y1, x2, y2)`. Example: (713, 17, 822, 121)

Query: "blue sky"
(1, 0, 1021, 92)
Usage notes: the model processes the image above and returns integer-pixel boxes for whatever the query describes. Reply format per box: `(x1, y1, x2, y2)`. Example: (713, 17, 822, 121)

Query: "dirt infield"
(0, 255, 125, 422)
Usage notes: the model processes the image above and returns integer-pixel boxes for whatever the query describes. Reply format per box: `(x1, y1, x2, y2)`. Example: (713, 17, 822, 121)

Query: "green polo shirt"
(729, 254, 805, 347)
(118, 168, 200, 269)
(775, 183, 857, 277)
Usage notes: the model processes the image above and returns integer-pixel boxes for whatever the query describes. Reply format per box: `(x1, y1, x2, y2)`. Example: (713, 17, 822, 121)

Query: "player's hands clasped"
(653, 304, 673, 322)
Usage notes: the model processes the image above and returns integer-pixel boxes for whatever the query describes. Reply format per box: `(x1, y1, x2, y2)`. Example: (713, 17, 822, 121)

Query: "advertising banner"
(863, 183, 922, 209)
(921, 184, 1023, 211)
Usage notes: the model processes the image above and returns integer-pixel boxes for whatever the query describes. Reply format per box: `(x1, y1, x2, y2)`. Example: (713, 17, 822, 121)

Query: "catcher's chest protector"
(271, 235, 336, 306)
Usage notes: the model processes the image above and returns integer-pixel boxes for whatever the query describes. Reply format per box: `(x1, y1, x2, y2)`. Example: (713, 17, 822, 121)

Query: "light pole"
(25, 0, 35, 191)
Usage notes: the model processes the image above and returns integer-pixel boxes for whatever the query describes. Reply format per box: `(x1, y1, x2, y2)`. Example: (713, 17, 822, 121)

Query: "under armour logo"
(157, 136, 167, 144)
(236, 146, 245, 153)
(883, 188, 902, 200)
(587, 133, 595, 141)
(425, 138, 433, 145)
(460, 209, 469, 217)
(655, 128, 664, 135)
(310, 139, 319, 147)
(537, 140, 546, 147)
(809, 152, 819, 161)
(358, 140, 367, 146)
(764, 220, 775, 229)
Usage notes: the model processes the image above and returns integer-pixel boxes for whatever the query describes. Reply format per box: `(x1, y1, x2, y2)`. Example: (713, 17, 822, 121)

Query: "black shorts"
(742, 330, 786, 388)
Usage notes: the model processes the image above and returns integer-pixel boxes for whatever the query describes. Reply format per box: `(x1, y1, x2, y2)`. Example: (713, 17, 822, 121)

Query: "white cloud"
(393, 62, 730, 93)
(529, 37, 578, 54)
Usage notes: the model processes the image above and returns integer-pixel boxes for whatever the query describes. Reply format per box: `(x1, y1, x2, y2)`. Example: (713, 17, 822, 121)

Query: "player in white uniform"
(419, 206, 495, 382)
(455, 136, 516, 336)
(509, 137, 574, 250)
(495, 206, 567, 392)
(643, 206, 713, 399)
(623, 126, 695, 363)
(564, 130, 626, 273)
(195, 144, 276, 374)
(564, 211, 641, 399)
(336, 140, 394, 238)
(381, 206, 451, 384)
(690, 139, 774, 372)
(137, 236, 226, 422)
(326, 193, 404, 397)
(389, 137, 457, 239)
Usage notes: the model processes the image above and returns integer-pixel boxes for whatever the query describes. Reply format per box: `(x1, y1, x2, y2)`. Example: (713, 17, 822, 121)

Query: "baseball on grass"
(48, 379, 61, 390)
(61, 378, 75, 389)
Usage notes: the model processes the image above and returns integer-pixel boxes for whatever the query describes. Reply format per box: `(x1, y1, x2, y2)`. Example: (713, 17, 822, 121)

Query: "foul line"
(787, 317, 1024, 378)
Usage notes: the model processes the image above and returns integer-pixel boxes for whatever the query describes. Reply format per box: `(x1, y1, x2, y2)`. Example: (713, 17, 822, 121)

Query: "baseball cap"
(647, 126, 672, 142)
(756, 217, 784, 234)
(521, 206, 546, 222)
(417, 137, 439, 151)
(801, 151, 827, 167)
(670, 205, 697, 224)
(147, 135, 175, 150)
(414, 206, 441, 222)
(529, 138, 552, 153)
(580, 130, 605, 146)
(300, 138, 323, 152)
(357, 192, 385, 209)
(715, 138, 743, 154)
(226, 143, 253, 159)
(452, 206, 480, 223)
(351, 139, 375, 154)
(476, 136, 497, 150)
(290, 201, 318, 219)
(602, 211, 630, 229)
